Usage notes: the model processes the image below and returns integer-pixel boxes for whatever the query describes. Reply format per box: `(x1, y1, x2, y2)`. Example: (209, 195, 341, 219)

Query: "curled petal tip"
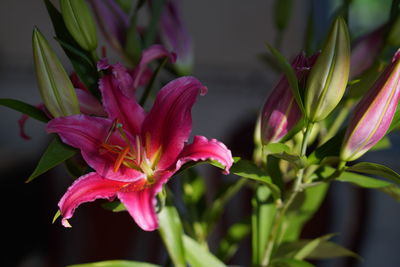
(97, 58, 110, 71)
(62, 219, 72, 228)
(200, 86, 208, 96)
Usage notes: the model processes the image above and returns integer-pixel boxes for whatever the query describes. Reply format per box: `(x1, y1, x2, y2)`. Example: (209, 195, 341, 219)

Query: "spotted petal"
(117, 172, 172, 231)
(100, 68, 146, 135)
(141, 76, 207, 170)
(176, 136, 233, 174)
(47, 115, 145, 182)
(58, 172, 128, 227)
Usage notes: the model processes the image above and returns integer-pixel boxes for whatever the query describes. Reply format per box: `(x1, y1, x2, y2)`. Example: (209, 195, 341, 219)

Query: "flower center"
(99, 120, 157, 181)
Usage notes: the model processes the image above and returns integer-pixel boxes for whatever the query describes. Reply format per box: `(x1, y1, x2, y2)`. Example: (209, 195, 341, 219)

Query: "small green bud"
(304, 17, 350, 122)
(32, 27, 80, 117)
(60, 0, 98, 51)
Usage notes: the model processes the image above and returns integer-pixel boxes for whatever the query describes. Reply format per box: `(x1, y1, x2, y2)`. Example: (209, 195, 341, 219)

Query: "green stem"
(260, 122, 313, 266)
(320, 100, 352, 145)
(139, 57, 168, 106)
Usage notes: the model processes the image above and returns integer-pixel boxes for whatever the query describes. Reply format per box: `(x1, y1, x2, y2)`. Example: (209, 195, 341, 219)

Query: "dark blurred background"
(1, 0, 399, 266)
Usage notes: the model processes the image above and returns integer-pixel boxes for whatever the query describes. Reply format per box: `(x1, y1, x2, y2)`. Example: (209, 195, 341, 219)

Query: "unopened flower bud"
(60, 0, 98, 51)
(32, 28, 80, 117)
(350, 26, 385, 78)
(261, 53, 314, 144)
(340, 50, 400, 161)
(304, 16, 350, 122)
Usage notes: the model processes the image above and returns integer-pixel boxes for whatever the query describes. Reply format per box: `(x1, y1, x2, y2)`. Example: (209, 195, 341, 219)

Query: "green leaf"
(271, 152, 307, 169)
(102, 201, 126, 212)
(270, 258, 314, 267)
(337, 171, 392, 188)
(0, 98, 49, 122)
(370, 136, 391, 151)
(217, 220, 250, 261)
(281, 183, 328, 243)
(158, 203, 186, 267)
(67, 260, 160, 267)
(347, 162, 400, 184)
(389, 105, 400, 132)
(277, 239, 360, 260)
(379, 184, 400, 201)
(183, 235, 226, 267)
(265, 43, 304, 114)
(231, 159, 281, 199)
(264, 143, 291, 154)
(252, 186, 276, 266)
(308, 128, 346, 164)
(293, 234, 336, 260)
(26, 136, 77, 182)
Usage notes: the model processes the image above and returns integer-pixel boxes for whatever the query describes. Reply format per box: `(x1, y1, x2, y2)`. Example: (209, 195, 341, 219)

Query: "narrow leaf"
(264, 143, 291, 154)
(0, 98, 49, 122)
(67, 260, 160, 267)
(252, 186, 276, 265)
(270, 258, 314, 267)
(347, 162, 400, 184)
(26, 136, 77, 182)
(102, 201, 126, 212)
(294, 234, 336, 260)
(265, 42, 304, 113)
(158, 203, 186, 267)
(217, 220, 250, 261)
(183, 235, 226, 267)
(231, 159, 281, 199)
(337, 171, 392, 188)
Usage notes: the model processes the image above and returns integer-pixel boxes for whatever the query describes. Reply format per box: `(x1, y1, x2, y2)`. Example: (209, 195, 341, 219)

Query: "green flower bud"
(32, 27, 80, 117)
(304, 17, 350, 122)
(60, 0, 98, 51)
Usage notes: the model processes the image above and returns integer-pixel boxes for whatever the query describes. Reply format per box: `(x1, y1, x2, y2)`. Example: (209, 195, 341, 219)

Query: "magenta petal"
(58, 172, 127, 227)
(75, 88, 107, 116)
(100, 69, 146, 135)
(47, 115, 145, 182)
(117, 173, 171, 231)
(18, 114, 31, 140)
(142, 76, 207, 169)
(176, 136, 233, 174)
(131, 44, 176, 89)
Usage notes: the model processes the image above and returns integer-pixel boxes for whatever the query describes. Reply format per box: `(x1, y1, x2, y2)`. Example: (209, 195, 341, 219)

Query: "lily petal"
(117, 173, 171, 231)
(75, 88, 106, 116)
(131, 44, 176, 89)
(100, 68, 146, 135)
(176, 136, 233, 174)
(142, 76, 207, 170)
(47, 115, 145, 182)
(58, 172, 128, 227)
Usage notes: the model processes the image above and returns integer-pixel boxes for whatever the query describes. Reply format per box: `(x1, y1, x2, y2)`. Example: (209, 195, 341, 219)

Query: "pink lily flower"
(47, 74, 233, 231)
(341, 50, 400, 161)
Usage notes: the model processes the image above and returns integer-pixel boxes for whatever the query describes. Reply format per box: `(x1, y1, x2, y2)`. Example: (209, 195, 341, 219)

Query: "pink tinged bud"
(88, 0, 128, 55)
(260, 54, 310, 144)
(341, 50, 400, 161)
(350, 26, 385, 78)
(160, 0, 193, 75)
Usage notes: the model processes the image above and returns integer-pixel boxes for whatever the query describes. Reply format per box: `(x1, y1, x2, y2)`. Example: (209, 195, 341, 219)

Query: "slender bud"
(88, 0, 128, 56)
(260, 53, 314, 144)
(304, 16, 350, 122)
(340, 50, 400, 161)
(60, 0, 98, 51)
(32, 28, 80, 117)
(350, 26, 385, 78)
(159, 0, 193, 75)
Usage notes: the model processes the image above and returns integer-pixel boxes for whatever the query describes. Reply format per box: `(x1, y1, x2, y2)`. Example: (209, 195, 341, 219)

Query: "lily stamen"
(113, 146, 130, 172)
